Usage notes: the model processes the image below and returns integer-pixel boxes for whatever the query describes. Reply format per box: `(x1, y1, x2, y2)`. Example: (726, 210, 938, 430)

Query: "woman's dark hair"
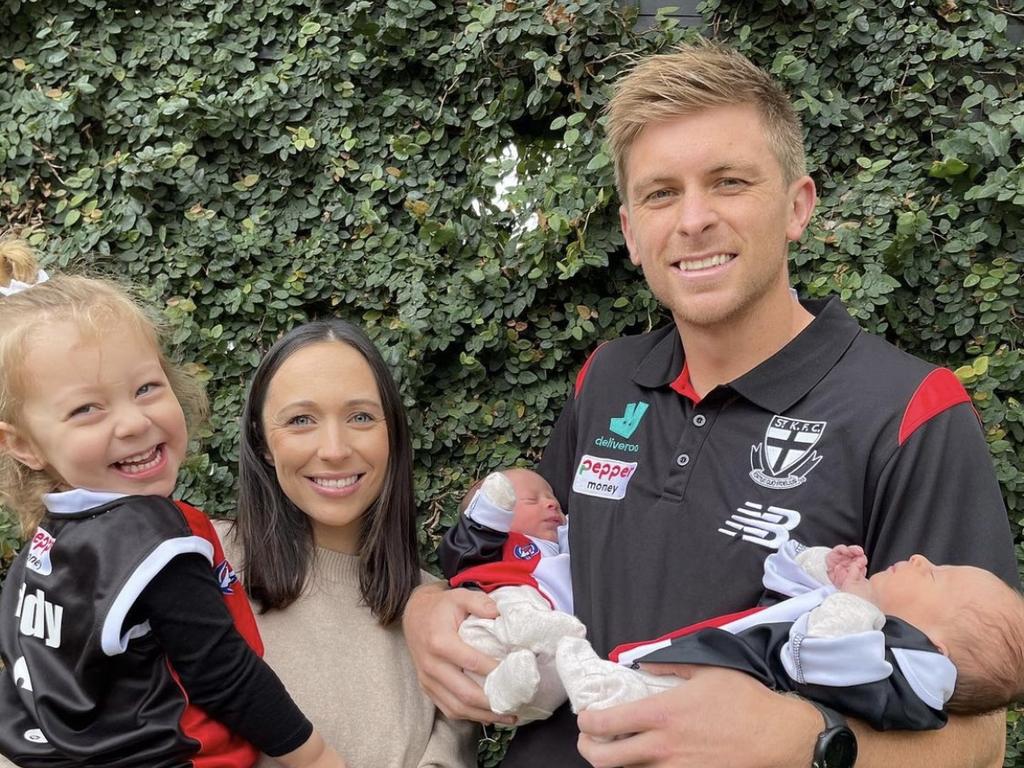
(235, 319, 419, 625)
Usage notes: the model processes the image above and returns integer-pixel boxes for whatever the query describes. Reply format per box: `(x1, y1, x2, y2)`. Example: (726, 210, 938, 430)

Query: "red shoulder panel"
(575, 343, 608, 396)
(898, 368, 972, 447)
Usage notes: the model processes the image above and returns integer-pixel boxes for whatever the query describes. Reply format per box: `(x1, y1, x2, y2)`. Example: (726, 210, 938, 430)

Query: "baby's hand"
(826, 544, 867, 589)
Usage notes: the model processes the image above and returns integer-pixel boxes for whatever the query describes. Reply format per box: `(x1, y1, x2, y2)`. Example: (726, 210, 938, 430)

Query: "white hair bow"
(0, 268, 49, 297)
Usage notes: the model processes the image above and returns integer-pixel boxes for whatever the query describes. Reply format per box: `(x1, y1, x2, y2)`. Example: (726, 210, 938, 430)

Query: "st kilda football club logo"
(750, 416, 826, 489)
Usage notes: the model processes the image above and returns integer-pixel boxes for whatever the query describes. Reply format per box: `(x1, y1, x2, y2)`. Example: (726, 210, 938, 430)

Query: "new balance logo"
(13, 584, 63, 649)
(609, 402, 649, 439)
(718, 501, 801, 549)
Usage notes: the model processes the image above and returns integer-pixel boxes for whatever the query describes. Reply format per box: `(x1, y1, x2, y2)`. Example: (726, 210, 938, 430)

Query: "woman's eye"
(287, 414, 314, 427)
(350, 412, 376, 425)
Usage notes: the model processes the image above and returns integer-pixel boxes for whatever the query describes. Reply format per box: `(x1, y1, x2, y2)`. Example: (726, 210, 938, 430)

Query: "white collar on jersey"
(43, 488, 129, 515)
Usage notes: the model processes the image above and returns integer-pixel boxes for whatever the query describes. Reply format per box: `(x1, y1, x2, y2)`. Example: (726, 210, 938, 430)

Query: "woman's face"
(261, 341, 390, 553)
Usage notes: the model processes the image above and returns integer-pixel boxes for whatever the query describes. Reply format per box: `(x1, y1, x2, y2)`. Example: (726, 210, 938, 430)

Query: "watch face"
(823, 728, 858, 768)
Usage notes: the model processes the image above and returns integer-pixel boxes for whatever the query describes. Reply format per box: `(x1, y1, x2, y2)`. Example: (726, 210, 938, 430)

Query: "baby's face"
(507, 469, 565, 542)
(867, 556, 1004, 646)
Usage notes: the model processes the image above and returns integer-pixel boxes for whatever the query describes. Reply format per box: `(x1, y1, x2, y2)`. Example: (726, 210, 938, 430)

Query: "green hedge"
(1, 0, 1022, 764)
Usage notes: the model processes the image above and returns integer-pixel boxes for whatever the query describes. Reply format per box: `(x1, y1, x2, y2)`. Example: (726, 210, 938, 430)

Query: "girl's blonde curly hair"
(0, 237, 208, 534)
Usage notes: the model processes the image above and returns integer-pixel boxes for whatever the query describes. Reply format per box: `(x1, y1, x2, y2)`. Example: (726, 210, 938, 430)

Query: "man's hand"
(401, 582, 514, 724)
(575, 664, 820, 767)
(826, 544, 868, 589)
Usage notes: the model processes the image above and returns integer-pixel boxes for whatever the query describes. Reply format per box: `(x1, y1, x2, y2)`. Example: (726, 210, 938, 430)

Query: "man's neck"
(676, 292, 814, 399)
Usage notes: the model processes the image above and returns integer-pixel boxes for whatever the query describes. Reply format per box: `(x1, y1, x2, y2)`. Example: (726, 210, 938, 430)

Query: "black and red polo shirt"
(503, 296, 1016, 767)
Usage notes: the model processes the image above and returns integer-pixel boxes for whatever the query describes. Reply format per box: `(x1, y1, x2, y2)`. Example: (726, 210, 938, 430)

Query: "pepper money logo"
(573, 455, 638, 500)
(26, 527, 55, 576)
(609, 401, 649, 439)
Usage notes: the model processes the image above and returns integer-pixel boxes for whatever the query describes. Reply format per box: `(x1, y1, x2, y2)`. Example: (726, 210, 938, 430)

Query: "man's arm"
(853, 710, 1005, 768)
(575, 665, 1005, 768)
(401, 581, 514, 725)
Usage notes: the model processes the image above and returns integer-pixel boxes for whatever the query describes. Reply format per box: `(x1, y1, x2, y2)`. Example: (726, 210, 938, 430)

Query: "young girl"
(0, 239, 346, 768)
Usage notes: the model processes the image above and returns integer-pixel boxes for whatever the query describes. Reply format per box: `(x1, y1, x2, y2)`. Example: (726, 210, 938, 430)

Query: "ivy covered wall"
(1, 0, 1022, 762)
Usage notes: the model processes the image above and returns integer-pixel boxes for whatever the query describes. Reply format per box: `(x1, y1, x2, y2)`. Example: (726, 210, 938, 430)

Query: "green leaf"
(929, 157, 968, 178)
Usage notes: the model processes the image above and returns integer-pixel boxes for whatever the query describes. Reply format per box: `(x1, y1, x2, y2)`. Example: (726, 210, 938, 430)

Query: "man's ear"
(785, 175, 817, 242)
(0, 421, 46, 471)
(620, 204, 641, 268)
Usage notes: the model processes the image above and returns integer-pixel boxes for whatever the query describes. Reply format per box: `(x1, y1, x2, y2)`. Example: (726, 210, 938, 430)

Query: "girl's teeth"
(313, 476, 358, 489)
(116, 447, 160, 473)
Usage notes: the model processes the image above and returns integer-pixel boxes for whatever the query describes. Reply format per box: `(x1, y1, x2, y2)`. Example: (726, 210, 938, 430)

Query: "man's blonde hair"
(606, 42, 807, 202)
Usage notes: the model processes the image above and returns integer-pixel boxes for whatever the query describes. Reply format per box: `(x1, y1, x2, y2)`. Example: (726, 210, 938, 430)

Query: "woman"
(218, 319, 476, 768)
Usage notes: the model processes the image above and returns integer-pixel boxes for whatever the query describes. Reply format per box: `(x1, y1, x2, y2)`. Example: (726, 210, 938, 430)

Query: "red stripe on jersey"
(172, 501, 264, 765)
(898, 368, 972, 447)
(449, 532, 554, 608)
(168, 660, 260, 768)
(609, 605, 765, 662)
(575, 343, 608, 396)
(174, 501, 263, 654)
(669, 361, 701, 404)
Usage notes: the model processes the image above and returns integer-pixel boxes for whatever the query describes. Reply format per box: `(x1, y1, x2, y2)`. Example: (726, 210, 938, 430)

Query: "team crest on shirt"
(513, 542, 540, 560)
(750, 416, 826, 490)
(215, 559, 239, 594)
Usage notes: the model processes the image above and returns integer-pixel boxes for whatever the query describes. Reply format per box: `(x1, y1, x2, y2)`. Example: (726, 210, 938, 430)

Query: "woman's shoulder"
(212, 518, 243, 568)
(418, 568, 443, 586)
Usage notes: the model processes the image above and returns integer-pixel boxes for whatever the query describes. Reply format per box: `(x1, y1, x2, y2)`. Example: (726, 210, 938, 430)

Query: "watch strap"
(810, 700, 848, 731)
(806, 698, 857, 768)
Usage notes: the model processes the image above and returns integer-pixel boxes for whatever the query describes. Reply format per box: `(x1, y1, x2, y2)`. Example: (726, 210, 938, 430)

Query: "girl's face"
(2, 321, 186, 497)
(261, 341, 390, 554)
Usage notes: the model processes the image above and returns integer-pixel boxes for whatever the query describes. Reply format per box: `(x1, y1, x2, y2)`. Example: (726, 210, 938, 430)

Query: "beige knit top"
(216, 522, 477, 768)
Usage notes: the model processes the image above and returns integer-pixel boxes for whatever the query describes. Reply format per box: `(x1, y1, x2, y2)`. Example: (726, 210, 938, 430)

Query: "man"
(403, 43, 1017, 767)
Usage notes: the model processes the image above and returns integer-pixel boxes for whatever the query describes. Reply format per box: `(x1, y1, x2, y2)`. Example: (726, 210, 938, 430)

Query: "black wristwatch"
(810, 701, 857, 768)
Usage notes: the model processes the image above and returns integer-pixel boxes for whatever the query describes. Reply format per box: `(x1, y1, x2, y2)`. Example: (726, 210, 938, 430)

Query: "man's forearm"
(852, 710, 1005, 768)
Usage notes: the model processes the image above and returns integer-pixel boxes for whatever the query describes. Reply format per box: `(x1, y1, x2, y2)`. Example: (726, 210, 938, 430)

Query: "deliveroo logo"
(609, 401, 649, 439)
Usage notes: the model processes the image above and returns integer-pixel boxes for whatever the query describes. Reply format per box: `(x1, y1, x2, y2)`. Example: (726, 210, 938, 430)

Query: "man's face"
(619, 103, 816, 332)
